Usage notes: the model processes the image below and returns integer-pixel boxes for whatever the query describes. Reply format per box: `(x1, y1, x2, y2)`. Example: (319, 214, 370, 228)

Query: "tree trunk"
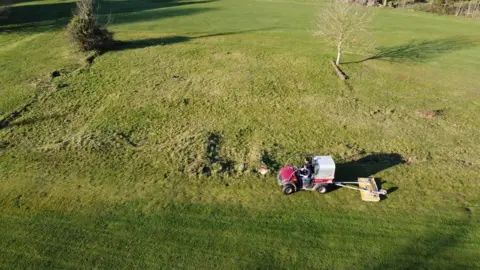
(330, 60, 347, 80)
(336, 42, 342, 65)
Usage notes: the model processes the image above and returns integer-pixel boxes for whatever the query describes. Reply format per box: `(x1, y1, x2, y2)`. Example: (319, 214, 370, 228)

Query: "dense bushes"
(400, 0, 480, 17)
(66, 0, 114, 52)
(454, 0, 480, 17)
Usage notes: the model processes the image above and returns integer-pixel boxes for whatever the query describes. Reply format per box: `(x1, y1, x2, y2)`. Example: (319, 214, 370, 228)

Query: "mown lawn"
(1, 0, 479, 268)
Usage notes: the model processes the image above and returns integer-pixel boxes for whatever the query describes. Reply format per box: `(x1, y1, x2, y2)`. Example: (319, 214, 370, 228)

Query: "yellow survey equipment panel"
(358, 177, 381, 202)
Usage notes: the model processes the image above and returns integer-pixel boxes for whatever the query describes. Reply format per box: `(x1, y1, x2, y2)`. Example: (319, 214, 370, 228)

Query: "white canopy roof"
(313, 156, 336, 179)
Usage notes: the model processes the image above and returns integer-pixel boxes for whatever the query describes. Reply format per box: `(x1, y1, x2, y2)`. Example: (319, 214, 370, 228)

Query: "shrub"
(66, 0, 114, 52)
(455, 1, 480, 18)
(429, 0, 451, 14)
(407, 0, 480, 17)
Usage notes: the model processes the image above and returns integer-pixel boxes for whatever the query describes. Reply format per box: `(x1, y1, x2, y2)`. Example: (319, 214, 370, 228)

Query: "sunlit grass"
(0, 0, 479, 268)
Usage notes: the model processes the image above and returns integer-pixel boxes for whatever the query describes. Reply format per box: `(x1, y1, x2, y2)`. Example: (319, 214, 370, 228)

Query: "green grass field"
(1, 0, 480, 268)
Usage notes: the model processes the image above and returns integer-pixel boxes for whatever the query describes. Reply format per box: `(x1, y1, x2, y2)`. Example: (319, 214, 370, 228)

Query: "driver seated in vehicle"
(303, 157, 313, 173)
(299, 158, 313, 186)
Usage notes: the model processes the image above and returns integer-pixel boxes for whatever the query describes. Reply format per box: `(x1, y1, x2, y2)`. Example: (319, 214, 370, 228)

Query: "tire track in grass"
(0, 214, 252, 267)
(0, 213, 249, 266)
(0, 212, 300, 266)
(0, 207, 474, 267)
(0, 247, 77, 269)
(0, 90, 41, 129)
(0, 33, 45, 54)
(0, 221, 468, 268)
(38, 92, 120, 151)
(0, 211, 460, 241)
(0, 63, 86, 131)
(0, 225, 153, 267)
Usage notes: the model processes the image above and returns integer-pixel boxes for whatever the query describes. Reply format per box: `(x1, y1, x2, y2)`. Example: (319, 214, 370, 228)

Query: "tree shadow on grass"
(0, 0, 218, 32)
(113, 36, 190, 49)
(110, 28, 276, 51)
(344, 37, 479, 64)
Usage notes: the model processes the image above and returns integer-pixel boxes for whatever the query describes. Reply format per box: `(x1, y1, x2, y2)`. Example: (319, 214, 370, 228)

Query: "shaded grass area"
(1, 204, 478, 269)
(1, 0, 218, 24)
(0, 0, 219, 32)
(1, 0, 480, 268)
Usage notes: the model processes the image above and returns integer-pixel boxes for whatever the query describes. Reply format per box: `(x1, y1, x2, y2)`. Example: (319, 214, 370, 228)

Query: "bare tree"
(456, 0, 480, 18)
(315, 0, 374, 66)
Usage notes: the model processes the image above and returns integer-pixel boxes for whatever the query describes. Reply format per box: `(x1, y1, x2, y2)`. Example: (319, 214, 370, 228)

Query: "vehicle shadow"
(332, 153, 404, 195)
(343, 37, 479, 64)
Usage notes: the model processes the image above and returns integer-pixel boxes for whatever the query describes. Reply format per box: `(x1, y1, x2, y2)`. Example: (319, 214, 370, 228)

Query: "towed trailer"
(333, 178, 387, 202)
(277, 154, 387, 202)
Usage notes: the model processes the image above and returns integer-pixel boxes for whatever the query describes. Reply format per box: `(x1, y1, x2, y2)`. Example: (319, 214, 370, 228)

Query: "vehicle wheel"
(282, 184, 295, 195)
(316, 185, 328, 194)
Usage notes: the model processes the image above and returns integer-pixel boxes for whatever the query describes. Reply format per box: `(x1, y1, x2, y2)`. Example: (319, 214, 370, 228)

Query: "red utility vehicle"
(277, 154, 387, 200)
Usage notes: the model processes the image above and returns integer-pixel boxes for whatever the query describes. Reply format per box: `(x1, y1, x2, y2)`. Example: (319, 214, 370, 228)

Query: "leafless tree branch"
(315, 0, 374, 66)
